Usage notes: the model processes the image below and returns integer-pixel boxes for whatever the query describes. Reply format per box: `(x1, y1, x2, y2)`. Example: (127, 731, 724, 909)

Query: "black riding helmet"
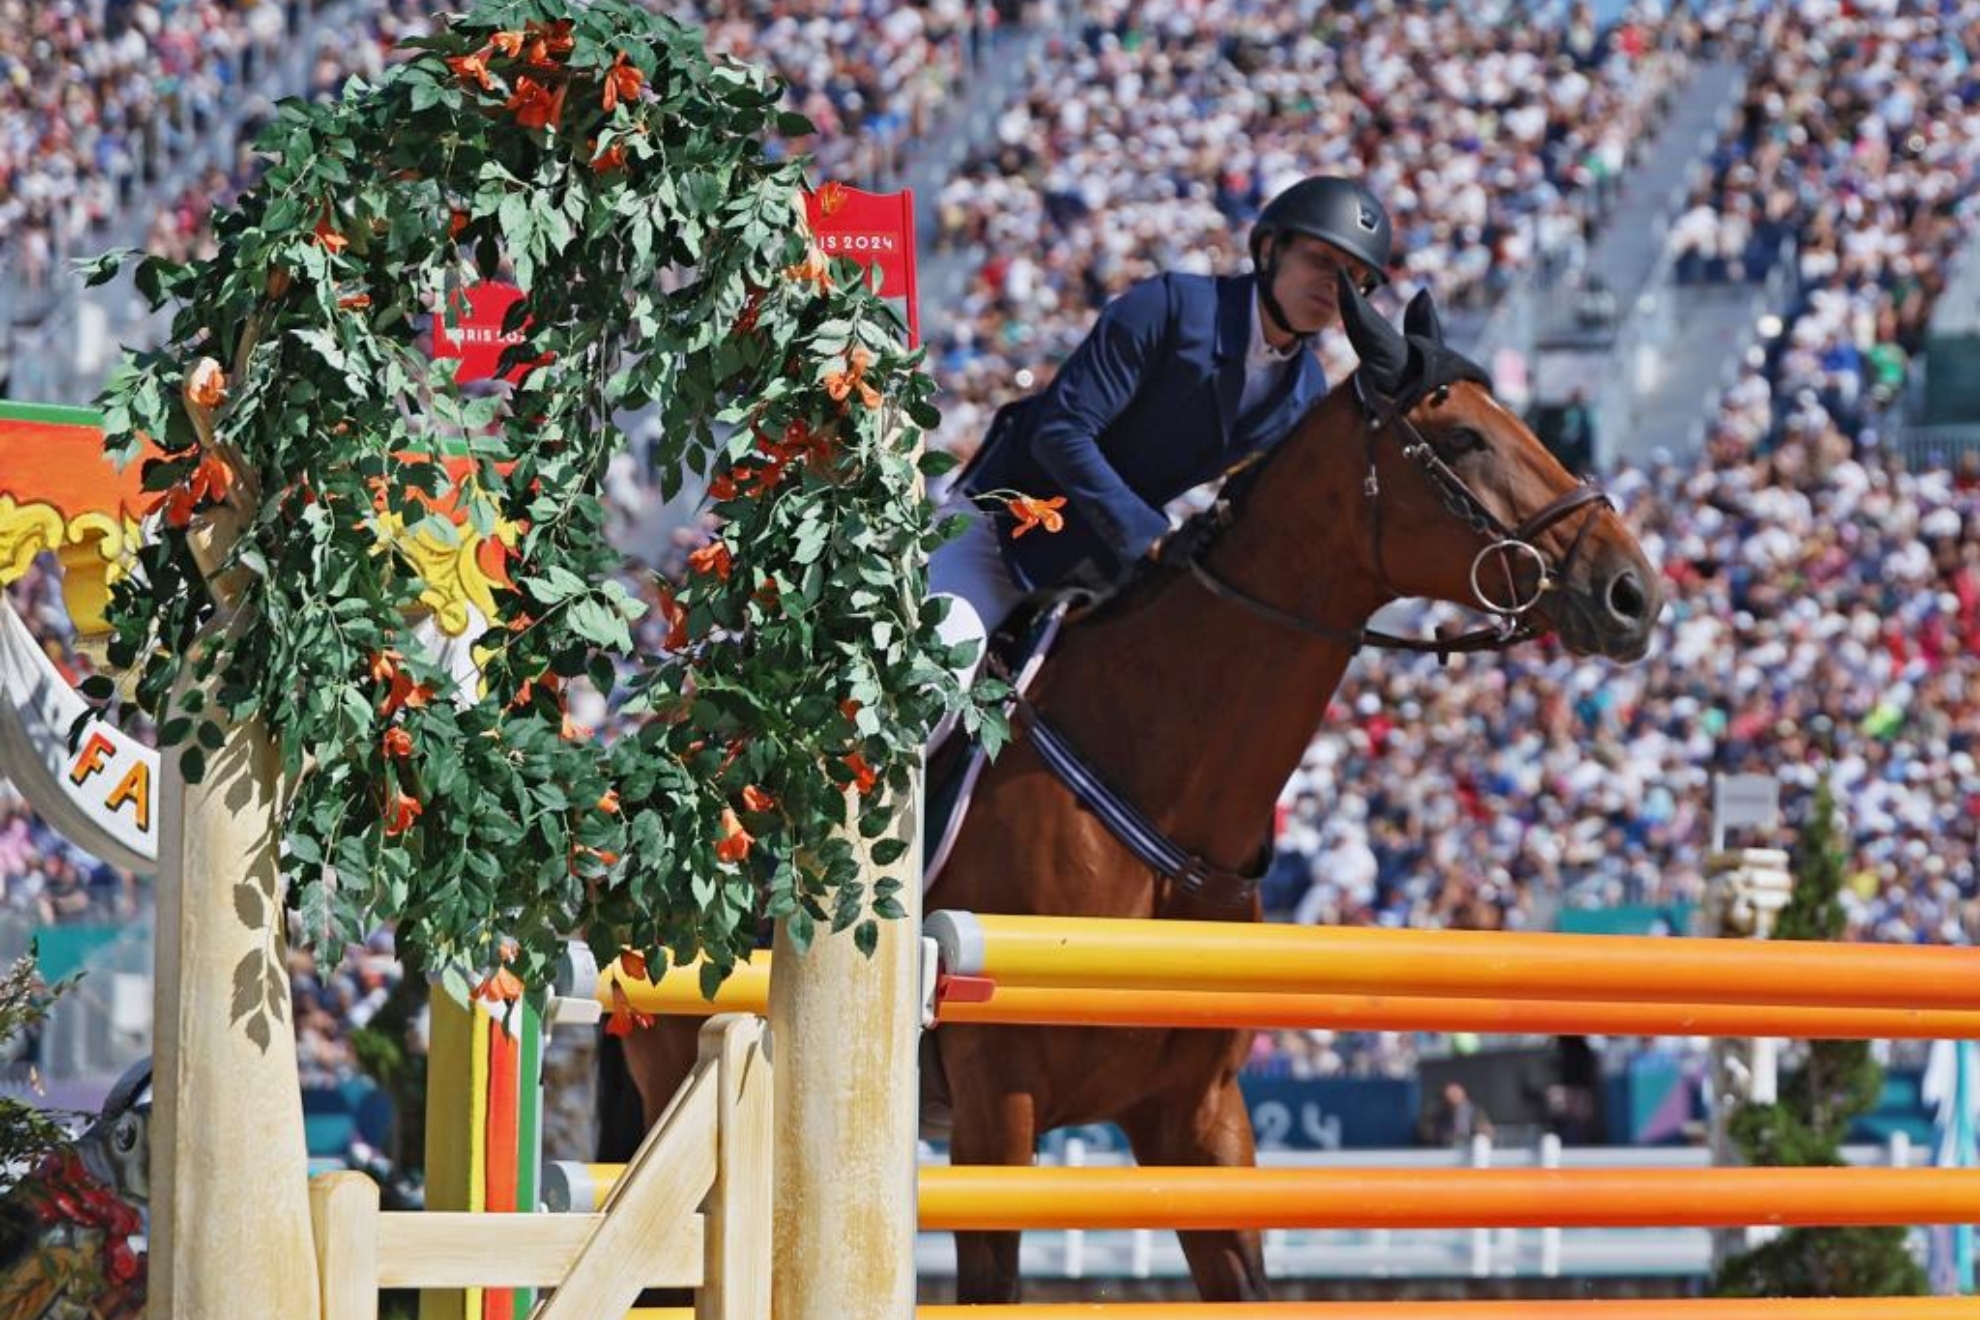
(1250, 175, 1393, 341)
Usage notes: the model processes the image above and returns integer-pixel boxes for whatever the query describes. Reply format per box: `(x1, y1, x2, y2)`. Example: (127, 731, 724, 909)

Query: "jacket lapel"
(1210, 277, 1253, 443)
(1242, 352, 1329, 451)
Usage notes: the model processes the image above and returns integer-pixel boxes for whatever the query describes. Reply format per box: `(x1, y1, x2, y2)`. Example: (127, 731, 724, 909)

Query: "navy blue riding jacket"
(958, 272, 1329, 590)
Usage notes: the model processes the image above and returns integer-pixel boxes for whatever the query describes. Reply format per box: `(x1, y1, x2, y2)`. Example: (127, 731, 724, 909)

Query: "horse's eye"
(1447, 427, 1488, 456)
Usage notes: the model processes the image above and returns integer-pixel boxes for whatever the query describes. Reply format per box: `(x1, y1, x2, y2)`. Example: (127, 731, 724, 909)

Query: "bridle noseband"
(1180, 371, 1614, 660)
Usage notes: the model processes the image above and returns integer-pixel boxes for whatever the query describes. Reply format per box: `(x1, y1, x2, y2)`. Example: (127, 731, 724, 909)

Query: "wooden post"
(313, 1172, 381, 1320)
(149, 710, 319, 1319)
(769, 792, 921, 1320)
(699, 1014, 773, 1320)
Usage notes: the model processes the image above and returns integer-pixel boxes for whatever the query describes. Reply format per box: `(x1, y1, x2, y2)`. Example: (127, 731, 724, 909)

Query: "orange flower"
(601, 53, 643, 112)
(843, 751, 878, 795)
(312, 209, 348, 255)
(505, 76, 565, 130)
(824, 345, 882, 410)
(590, 141, 627, 173)
(158, 451, 236, 528)
(597, 788, 622, 814)
(741, 784, 777, 813)
(784, 246, 832, 292)
(489, 29, 525, 57)
(617, 949, 649, 981)
(815, 180, 849, 217)
(656, 584, 690, 650)
(381, 727, 413, 759)
(381, 667, 433, 718)
(192, 452, 234, 502)
(374, 653, 433, 716)
(448, 209, 470, 239)
(383, 790, 423, 836)
(186, 358, 228, 409)
(840, 698, 862, 721)
(523, 18, 574, 67)
(735, 287, 764, 334)
(605, 980, 654, 1037)
(337, 292, 372, 311)
(708, 469, 741, 501)
(472, 965, 526, 1002)
(162, 484, 198, 529)
(715, 807, 753, 863)
(562, 710, 594, 741)
(446, 49, 493, 90)
(1006, 494, 1068, 539)
(688, 541, 732, 581)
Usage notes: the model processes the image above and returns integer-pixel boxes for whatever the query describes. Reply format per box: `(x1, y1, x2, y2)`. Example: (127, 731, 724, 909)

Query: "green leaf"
(870, 838, 908, 866)
(293, 328, 348, 373)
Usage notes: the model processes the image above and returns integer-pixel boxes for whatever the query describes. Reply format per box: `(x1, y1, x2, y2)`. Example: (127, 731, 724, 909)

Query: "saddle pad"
(922, 598, 1071, 891)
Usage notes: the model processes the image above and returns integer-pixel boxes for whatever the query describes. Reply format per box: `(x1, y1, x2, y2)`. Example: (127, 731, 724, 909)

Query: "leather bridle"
(1180, 371, 1614, 660)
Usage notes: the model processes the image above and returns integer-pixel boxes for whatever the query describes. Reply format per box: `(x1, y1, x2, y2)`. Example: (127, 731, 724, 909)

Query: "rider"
(931, 174, 1394, 703)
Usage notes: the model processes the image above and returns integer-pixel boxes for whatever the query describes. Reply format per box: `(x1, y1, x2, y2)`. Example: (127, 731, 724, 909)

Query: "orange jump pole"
(916, 1305, 1980, 1319)
(631, 1305, 1980, 1320)
(927, 910, 1980, 1010)
(595, 957, 1980, 1040)
(953, 988, 1980, 1040)
(555, 1164, 1980, 1229)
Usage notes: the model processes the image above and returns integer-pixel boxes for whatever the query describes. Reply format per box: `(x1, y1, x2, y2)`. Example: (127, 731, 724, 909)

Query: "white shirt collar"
(1248, 293, 1303, 367)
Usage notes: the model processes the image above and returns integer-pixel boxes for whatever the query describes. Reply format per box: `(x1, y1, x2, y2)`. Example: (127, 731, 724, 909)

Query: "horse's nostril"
(1607, 570, 1647, 624)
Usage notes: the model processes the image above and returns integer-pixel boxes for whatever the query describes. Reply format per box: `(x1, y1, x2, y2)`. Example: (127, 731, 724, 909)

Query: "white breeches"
(927, 501, 1028, 747)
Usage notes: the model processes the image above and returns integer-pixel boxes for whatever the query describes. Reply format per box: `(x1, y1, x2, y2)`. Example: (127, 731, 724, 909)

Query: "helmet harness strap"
(1254, 234, 1316, 348)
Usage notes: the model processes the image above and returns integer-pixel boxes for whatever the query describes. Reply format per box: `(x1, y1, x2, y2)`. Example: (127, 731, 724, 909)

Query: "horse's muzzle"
(1551, 560, 1661, 662)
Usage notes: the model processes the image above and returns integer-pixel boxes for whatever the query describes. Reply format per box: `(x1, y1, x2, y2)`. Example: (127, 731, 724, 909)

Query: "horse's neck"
(1039, 396, 1385, 873)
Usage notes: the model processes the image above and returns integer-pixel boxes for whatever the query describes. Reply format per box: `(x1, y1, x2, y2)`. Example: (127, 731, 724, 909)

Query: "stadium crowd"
(1, 0, 1017, 296)
(6, 0, 1980, 1126)
(922, 0, 1710, 457)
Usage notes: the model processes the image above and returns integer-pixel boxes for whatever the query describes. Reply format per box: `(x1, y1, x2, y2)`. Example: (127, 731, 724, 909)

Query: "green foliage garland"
(80, 0, 986, 1001)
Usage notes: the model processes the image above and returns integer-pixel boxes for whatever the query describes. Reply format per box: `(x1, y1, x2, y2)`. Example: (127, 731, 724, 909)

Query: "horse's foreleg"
(1120, 1071, 1270, 1301)
(946, 1060, 1038, 1303)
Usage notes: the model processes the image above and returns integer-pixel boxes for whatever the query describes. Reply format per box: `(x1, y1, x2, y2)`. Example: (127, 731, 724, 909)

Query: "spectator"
(1422, 1080, 1494, 1147)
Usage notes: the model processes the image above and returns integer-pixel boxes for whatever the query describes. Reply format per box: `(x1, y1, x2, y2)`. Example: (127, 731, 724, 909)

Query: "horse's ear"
(1339, 269, 1407, 393)
(1403, 287, 1444, 344)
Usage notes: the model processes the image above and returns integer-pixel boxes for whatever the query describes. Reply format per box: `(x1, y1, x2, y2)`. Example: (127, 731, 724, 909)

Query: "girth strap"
(1019, 700, 1263, 908)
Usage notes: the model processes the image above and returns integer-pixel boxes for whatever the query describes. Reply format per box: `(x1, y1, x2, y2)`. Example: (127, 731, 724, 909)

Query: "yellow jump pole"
(601, 956, 1980, 1040)
(927, 910, 1980, 1010)
(556, 1164, 1980, 1230)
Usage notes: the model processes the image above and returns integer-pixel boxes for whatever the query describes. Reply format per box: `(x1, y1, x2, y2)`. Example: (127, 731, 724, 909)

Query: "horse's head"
(1288, 274, 1661, 662)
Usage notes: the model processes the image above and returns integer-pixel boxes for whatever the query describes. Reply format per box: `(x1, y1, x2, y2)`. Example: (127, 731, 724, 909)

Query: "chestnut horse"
(609, 280, 1661, 1302)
